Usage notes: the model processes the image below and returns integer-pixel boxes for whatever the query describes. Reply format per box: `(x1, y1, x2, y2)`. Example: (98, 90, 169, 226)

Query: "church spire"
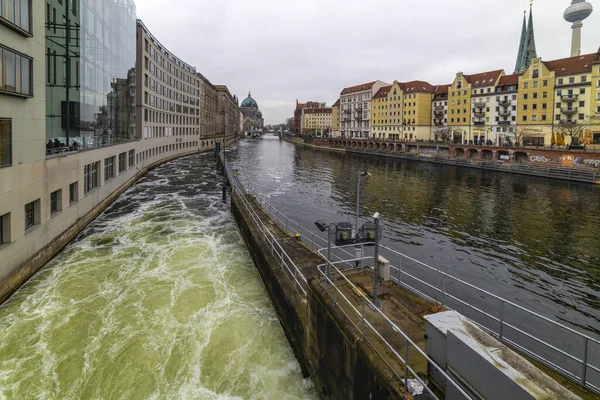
(514, 2, 538, 74)
(514, 9, 528, 73)
(248, 90, 251, 98)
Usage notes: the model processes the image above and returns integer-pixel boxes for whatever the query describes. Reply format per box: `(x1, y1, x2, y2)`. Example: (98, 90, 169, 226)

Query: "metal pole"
(356, 171, 361, 241)
(373, 216, 380, 308)
(361, 296, 366, 340)
(499, 300, 505, 340)
(582, 337, 589, 386)
(404, 338, 409, 391)
(326, 224, 332, 283)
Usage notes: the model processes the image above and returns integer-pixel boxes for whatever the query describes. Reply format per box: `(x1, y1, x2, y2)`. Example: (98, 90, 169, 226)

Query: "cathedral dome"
(241, 91, 258, 108)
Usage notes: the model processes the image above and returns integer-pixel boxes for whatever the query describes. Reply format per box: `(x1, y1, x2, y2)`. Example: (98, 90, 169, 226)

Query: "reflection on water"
(228, 139, 600, 338)
(0, 153, 317, 399)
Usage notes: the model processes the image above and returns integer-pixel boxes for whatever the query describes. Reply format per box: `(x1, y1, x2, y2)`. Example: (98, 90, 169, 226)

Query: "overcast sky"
(137, 0, 600, 124)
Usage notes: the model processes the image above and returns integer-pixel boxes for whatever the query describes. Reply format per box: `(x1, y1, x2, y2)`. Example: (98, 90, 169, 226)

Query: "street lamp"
(315, 220, 353, 281)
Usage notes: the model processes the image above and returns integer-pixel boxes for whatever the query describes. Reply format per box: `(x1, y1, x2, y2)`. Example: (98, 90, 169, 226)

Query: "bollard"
(295, 233, 301, 242)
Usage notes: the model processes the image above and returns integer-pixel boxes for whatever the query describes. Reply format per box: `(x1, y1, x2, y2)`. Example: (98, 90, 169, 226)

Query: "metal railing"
(316, 254, 473, 399)
(221, 152, 600, 394)
(222, 155, 308, 300)
(379, 245, 600, 394)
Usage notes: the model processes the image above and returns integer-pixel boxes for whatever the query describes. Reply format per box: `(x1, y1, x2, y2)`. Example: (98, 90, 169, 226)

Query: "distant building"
(294, 101, 323, 135)
(302, 108, 332, 137)
(240, 92, 264, 133)
(331, 99, 340, 137)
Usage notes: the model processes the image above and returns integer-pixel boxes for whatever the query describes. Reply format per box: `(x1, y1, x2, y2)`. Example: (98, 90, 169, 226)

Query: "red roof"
(401, 80, 435, 93)
(434, 84, 450, 94)
(332, 99, 340, 107)
(341, 81, 377, 95)
(497, 73, 520, 86)
(543, 52, 597, 76)
(373, 85, 393, 99)
(463, 69, 504, 88)
(296, 103, 306, 110)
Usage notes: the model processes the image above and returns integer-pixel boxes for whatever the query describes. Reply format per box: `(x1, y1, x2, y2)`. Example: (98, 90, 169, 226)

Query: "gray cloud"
(137, 0, 600, 124)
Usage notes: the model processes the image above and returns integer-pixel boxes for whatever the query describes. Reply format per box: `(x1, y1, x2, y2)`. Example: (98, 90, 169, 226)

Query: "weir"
(219, 151, 599, 399)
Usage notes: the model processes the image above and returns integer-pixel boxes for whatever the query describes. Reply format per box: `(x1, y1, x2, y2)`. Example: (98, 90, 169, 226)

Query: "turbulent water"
(0, 153, 316, 399)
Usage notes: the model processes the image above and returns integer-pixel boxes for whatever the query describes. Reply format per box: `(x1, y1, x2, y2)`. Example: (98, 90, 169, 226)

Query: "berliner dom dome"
(241, 91, 258, 109)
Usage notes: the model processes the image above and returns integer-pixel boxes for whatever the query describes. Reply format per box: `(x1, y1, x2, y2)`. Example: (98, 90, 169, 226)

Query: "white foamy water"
(0, 154, 317, 400)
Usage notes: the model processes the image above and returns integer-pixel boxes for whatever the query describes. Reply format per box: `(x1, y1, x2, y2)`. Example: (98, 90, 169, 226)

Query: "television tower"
(564, 0, 593, 57)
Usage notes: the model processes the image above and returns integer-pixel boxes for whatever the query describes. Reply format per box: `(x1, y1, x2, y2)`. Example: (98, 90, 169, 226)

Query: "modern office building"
(0, 0, 240, 303)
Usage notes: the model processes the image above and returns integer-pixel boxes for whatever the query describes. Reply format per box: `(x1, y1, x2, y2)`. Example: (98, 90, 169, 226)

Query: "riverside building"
(0, 0, 240, 303)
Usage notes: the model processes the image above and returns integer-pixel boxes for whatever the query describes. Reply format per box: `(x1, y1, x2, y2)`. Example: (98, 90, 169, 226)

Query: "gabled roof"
(543, 52, 597, 76)
(332, 99, 340, 107)
(497, 73, 520, 86)
(373, 85, 393, 99)
(341, 81, 377, 95)
(402, 80, 435, 93)
(464, 70, 504, 88)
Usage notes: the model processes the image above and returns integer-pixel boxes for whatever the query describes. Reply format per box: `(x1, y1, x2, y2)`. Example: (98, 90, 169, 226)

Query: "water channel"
(0, 153, 317, 399)
(227, 136, 600, 341)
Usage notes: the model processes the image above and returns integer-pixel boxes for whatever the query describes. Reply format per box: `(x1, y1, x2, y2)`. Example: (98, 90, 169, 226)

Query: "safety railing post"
(499, 300, 505, 340)
(441, 273, 446, 307)
(404, 338, 409, 392)
(582, 337, 589, 386)
(361, 296, 366, 340)
(333, 269, 337, 306)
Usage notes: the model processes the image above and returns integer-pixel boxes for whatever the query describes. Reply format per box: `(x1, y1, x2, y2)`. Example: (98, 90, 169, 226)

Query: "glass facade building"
(45, 0, 136, 153)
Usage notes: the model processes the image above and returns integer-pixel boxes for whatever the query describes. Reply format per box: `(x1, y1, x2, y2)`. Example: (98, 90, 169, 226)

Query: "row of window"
(0, 45, 32, 96)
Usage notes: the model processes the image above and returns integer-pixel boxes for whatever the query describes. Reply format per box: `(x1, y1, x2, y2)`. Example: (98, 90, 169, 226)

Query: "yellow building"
(402, 81, 435, 141)
(331, 99, 340, 138)
(593, 50, 600, 144)
(517, 58, 555, 146)
(371, 80, 405, 140)
(303, 107, 332, 137)
(372, 85, 391, 139)
(545, 52, 596, 146)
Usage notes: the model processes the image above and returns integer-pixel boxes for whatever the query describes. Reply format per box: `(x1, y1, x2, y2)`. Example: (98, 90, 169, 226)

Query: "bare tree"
(434, 126, 452, 143)
(510, 127, 536, 147)
(555, 118, 590, 147)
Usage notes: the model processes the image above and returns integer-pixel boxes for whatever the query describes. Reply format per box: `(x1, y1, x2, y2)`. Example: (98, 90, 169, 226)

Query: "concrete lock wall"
(231, 194, 402, 400)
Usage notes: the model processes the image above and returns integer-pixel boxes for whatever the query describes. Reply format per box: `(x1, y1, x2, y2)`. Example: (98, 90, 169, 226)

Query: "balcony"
(499, 100, 511, 107)
(474, 112, 485, 118)
(434, 105, 445, 111)
(498, 120, 511, 125)
(473, 101, 485, 108)
(434, 109, 445, 116)
(473, 121, 485, 126)
(561, 107, 578, 114)
(561, 94, 578, 102)
(498, 110, 511, 117)
(559, 120, 577, 126)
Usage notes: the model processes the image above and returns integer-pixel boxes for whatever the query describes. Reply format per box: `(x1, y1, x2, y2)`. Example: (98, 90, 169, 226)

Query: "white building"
(493, 74, 520, 146)
(339, 81, 389, 139)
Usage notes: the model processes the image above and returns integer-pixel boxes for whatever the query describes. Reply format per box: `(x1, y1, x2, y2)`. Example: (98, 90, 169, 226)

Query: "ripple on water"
(0, 153, 317, 400)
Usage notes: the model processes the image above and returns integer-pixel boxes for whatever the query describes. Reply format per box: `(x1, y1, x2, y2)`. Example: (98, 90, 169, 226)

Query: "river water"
(0, 153, 316, 399)
(226, 136, 600, 340)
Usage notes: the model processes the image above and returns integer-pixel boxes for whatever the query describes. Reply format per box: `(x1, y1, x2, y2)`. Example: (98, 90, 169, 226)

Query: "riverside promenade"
(287, 136, 600, 185)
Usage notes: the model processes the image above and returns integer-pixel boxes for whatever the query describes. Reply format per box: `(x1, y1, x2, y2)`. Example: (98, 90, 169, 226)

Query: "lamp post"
(315, 220, 337, 282)
(373, 212, 381, 308)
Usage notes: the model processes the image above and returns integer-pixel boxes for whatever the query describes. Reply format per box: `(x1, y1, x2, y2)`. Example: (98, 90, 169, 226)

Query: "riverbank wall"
(284, 137, 600, 185)
(0, 135, 239, 305)
(231, 193, 406, 400)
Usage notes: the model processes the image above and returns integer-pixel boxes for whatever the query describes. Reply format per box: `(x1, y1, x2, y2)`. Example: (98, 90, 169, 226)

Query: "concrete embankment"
(0, 136, 239, 305)
(283, 137, 600, 185)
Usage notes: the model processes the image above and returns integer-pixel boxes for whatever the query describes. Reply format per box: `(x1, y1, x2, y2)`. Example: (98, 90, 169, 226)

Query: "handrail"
(316, 260, 474, 399)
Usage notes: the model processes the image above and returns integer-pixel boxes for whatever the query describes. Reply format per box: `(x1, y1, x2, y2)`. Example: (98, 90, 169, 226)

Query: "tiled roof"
(402, 80, 435, 92)
(497, 73, 520, 86)
(543, 52, 597, 76)
(304, 108, 332, 114)
(341, 81, 377, 95)
(434, 84, 450, 94)
(464, 69, 504, 88)
(332, 99, 340, 107)
(373, 85, 393, 99)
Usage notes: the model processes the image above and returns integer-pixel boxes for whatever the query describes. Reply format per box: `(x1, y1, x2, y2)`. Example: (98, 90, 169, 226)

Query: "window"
(84, 161, 99, 194)
(523, 104, 528, 110)
(580, 88, 586, 94)
(532, 69, 539, 78)
(524, 137, 545, 147)
(50, 189, 62, 215)
(581, 76, 587, 83)
(129, 150, 134, 167)
(533, 92, 538, 99)
(0, 212, 10, 245)
(0, 0, 31, 33)
(24, 199, 39, 231)
(542, 92, 548, 98)
(533, 81, 538, 88)
(0, 119, 11, 167)
(579, 101, 585, 107)
(578, 113, 585, 120)
(523, 82, 528, 89)
(532, 115, 537, 121)
(558, 78, 563, 85)
(543, 80, 548, 87)
(523, 94, 528, 100)
(532, 104, 537, 110)
(118, 152, 126, 174)
(542, 115, 547, 121)
(569, 77, 575, 84)
(104, 156, 115, 181)
(0, 46, 32, 96)
(522, 116, 527, 121)
(69, 182, 78, 204)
